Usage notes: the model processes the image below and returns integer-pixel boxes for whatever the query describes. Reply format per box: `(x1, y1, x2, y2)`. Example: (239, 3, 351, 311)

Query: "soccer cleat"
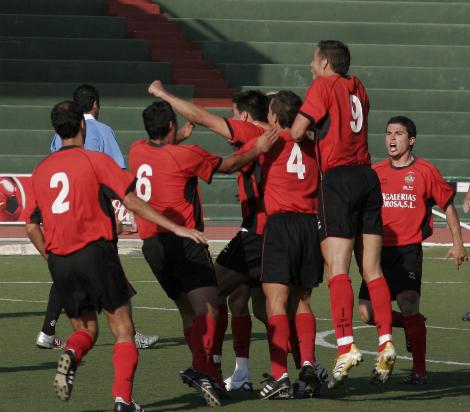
(462, 311, 470, 321)
(291, 363, 328, 398)
(224, 370, 253, 391)
(134, 331, 159, 349)
(401, 373, 427, 385)
(371, 341, 397, 385)
(54, 350, 77, 401)
(298, 364, 321, 395)
(259, 373, 291, 400)
(114, 397, 145, 412)
(328, 344, 363, 389)
(180, 367, 221, 407)
(36, 331, 64, 349)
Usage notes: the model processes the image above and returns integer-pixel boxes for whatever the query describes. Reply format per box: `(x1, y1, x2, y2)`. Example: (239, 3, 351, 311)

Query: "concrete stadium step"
(158, 0, 470, 24)
(0, 0, 106, 15)
(195, 41, 470, 68)
(0, 14, 127, 38)
(222, 64, 470, 90)
(0, 105, 230, 131)
(0, 59, 170, 83)
(240, 86, 470, 113)
(0, 82, 193, 106)
(0, 37, 150, 61)
(107, 3, 161, 16)
(172, 18, 470, 45)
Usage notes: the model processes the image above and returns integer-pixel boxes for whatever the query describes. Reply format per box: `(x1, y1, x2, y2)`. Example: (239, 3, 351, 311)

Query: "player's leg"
(36, 284, 64, 349)
(397, 290, 426, 383)
(224, 284, 253, 391)
(174, 293, 195, 350)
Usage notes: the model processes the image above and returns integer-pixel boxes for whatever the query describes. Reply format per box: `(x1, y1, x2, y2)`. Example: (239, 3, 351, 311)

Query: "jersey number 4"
(349, 94, 363, 133)
(136, 164, 153, 202)
(50, 172, 70, 214)
(286, 143, 306, 180)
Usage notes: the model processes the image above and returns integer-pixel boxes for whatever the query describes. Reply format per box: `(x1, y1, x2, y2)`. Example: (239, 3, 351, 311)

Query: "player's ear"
(241, 111, 249, 121)
(409, 136, 416, 149)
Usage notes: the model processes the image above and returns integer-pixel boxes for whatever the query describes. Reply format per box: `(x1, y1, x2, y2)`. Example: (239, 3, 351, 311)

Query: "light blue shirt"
(50, 113, 126, 168)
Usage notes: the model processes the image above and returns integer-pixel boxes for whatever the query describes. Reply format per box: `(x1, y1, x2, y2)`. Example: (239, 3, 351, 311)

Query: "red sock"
(65, 330, 94, 363)
(212, 304, 228, 368)
(112, 342, 138, 403)
(267, 314, 289, 380)
(184, 326, 193, 351)
(367, 277, 393, 351)
(328, 274, 354, 355)
(192, 315, 224, 387)
(231, 315, 252, 358)
(295, 312, 316, 366)
(392, 310, 404, 328)
(403, 313, 427, 376)
(288, 318, 301, 369)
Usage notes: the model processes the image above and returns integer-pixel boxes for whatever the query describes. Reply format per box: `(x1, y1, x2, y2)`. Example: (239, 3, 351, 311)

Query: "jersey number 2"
(286, 143, 306, 180)
(349, 94, 363, 133)
(50, 172, 70, 214)
(136, 164, 153, 202)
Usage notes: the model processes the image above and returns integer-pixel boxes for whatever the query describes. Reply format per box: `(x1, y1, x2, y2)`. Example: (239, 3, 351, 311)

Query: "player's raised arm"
(444, 204, 468, 269)
(217, 127, 278, 174)
(463, 187, 470, 213)
(290, 113, 311, 142)
(176, 122, 195, 144)
(123, 192, 207, 244)
(148, 80, 231, 139)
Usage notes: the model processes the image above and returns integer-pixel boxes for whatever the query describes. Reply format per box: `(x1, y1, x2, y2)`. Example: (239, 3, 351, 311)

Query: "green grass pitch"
(1, 248, 469, 411)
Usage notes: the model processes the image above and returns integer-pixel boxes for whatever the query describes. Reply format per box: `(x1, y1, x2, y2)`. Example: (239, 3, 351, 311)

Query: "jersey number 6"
(136, 164, 153, 202)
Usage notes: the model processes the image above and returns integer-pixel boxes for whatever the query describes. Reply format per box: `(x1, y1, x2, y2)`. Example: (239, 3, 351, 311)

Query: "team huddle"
(25, 40, 468, 411)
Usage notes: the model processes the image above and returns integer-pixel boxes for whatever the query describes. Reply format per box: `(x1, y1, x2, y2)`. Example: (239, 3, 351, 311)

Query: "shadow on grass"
(0, 361, 56, 373)
(0, 310, 45, 319)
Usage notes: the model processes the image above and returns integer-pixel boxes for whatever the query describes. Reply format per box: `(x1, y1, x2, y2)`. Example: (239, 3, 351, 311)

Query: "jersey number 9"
(349, 94, 363, 133)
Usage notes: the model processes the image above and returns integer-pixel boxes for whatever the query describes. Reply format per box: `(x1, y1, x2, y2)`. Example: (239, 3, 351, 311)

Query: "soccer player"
(148, 83, 271, 390)
(290, 40, 396, 387)
(128, 97, 277, 406)
(461, 188, 470, 321)
(25, 101, 206, 412)
(358, 116, 468, 383)
(37, 84, 159, 351)
(232, 91, 324, 399)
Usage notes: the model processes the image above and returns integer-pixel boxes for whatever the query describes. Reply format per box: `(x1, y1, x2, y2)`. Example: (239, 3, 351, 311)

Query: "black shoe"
(259, 373, 291, 400)
(401, 373, 427, 385)
(298, 364, 322, 395)
(54, 350, 77, 401)
(114, 398, 144, 412)
(180, 367, 221, 407)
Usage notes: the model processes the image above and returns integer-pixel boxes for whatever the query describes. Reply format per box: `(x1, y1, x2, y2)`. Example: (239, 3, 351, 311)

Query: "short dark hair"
(73, 84, 99, 113)
(269, 90, 302, 128)
(317, 40, 351, 76)
(143, 100, 177, 140)
(232, 90, 268, 122)
(51, 100, 84, 139)
(387, 116, 417, 138)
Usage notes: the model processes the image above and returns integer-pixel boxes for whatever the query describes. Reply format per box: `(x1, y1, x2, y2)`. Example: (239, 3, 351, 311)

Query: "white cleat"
(371, 341, 397, 385)
(328, 343, 363, 389)
(134, 331, 159, 349)
(224, 370, 253, 391)
(36, 331, 64, 349)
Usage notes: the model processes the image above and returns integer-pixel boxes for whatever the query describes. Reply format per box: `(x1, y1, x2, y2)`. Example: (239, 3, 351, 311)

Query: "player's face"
(310, 48, 325, 80)
(385, 123, 415, 158)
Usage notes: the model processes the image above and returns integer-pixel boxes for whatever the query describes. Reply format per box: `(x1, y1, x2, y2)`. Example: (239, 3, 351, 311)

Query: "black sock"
(41, 284, 62, 336)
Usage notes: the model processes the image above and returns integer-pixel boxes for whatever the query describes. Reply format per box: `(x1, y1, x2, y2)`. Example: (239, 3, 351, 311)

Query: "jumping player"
(358, 116, 467, 384)
(290, 40, 396, 387)
(25, 101, 206, 412)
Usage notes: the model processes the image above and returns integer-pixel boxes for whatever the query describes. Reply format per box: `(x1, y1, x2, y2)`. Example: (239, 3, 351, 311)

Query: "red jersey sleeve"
(427, 163, 455, 210)
(299, 79, 329, 125)
(87, 152, 135, 200)
(176, 145, 222, 183)
(234, 137, 264, 165)
(224, 118, 264, 144)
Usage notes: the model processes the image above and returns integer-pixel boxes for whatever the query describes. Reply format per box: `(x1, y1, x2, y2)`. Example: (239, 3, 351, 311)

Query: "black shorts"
(261, 212, 324, 289)
(318, 165, 383, 240)
(216, 231, 262, 279)
(48, 240, 133, 318)
(359, 244, 423, 301)
(142, 233, 216, 300)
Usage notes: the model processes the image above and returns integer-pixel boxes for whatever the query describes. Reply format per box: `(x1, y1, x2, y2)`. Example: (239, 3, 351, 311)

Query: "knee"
(358, 303, 374, 325)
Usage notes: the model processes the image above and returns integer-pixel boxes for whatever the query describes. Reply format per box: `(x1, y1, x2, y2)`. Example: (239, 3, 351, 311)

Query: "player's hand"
(445, 244, 468, 270)
(255, 127, 279, 153)
(463, 190, 470, 213)
(177, 122, 195, 143)
(173, 226, 208, 244)
(148, 80, 166, 97)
